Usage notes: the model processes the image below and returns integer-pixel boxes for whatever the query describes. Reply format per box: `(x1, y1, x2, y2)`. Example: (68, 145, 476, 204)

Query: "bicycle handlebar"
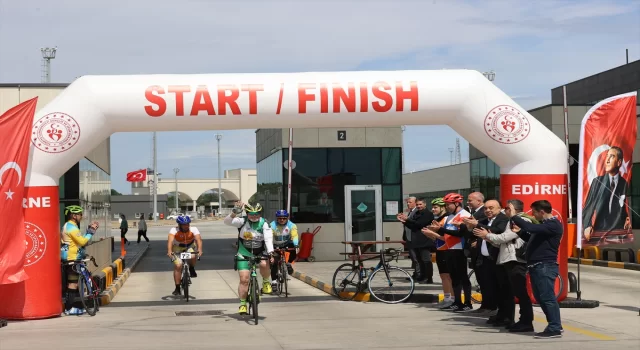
(64, 256, 98, 267)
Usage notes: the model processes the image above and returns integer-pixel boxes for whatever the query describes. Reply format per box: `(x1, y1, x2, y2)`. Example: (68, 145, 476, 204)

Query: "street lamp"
(173, 168, 180, 212)
(215, 134, 223, 212)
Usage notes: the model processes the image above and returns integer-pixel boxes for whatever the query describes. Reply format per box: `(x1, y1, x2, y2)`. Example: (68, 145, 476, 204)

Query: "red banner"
(0, 98, 38, 285)
(501, 173, 568, 302)
(126, 168, 147, 182)
(0, 186, 62, 319)
(578, 92, 637, 248)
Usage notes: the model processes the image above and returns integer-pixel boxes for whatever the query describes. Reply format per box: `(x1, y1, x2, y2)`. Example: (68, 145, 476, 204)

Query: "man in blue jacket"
(507, 200, 563, 339)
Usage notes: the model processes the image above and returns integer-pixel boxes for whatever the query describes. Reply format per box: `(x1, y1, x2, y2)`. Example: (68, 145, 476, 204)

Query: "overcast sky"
(1, 0, 639, 194)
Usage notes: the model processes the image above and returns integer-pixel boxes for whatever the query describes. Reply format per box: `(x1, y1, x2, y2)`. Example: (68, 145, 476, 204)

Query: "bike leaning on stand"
(332, 248, 415, 304)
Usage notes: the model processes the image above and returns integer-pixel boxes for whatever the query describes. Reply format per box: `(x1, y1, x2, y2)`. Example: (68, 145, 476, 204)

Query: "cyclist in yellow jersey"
(60, 205, 99, 316)
(167, 214, 203, 296)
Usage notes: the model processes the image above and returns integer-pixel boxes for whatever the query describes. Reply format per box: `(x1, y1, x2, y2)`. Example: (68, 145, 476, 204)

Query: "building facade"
(111, 194, 169, 221)
(255, 128, 404, 261)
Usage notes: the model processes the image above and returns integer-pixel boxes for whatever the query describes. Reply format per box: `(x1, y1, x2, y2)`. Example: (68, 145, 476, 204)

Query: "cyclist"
(167, 215, 203, 296)
(224, 201, 274, 315)
(269, 209, 299, 287)
(60, 205, 99, 316)
(425, 193, 473, 312)
(422, 198, 455, 309)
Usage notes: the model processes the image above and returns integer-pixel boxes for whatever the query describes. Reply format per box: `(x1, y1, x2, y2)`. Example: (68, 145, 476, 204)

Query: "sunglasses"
(277, 217, 288, 220)
(247, 212, 260, 215)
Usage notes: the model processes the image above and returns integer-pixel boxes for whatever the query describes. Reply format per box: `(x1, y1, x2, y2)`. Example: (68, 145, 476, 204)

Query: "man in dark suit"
(463, 199, 508, 317)
(398, 198, 435, 282)
(400, 197, 418, 277)
(582, 146, 631, 244)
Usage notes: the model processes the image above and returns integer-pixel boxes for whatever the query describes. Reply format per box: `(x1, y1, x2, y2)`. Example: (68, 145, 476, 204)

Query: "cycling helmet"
(431, 198, 446, 207)
(275, 209, 289, 217)
(243, 203, 263, 213)
(65, 205, 83, 216)
(443, 193, 464, 204)
(176, 215, 191, 225)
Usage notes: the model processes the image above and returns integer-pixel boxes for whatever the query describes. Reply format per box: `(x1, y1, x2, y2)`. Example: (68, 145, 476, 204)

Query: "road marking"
(533, 316, 616, 340)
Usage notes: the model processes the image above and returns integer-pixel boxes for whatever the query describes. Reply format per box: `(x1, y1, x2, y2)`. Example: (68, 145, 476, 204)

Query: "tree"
(111, 189, 122, 196)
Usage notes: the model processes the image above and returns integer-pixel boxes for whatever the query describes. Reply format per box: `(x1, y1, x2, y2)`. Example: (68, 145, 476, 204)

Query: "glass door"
(344, 185, 382, 254)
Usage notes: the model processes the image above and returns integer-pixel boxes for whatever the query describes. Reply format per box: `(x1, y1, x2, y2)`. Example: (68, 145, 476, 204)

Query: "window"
(277, 147, 401, 223)
(468, 156, 501, 201)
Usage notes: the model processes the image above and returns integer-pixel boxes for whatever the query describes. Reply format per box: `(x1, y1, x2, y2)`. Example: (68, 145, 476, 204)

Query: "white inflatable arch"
(1, 70, 569, 319)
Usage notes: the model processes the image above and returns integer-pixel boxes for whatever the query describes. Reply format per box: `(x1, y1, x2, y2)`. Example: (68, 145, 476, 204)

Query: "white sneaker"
(437, 299, 454, 309)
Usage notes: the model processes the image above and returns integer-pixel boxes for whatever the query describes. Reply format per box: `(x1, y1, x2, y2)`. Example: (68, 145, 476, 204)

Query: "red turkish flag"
(578, 92, 637, 248)
(126, 169, 147, 182)
(0, 97, 38, 285)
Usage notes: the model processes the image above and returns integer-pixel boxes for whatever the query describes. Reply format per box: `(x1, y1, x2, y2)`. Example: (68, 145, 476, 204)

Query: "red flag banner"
(578, 91, 638, 248)
(0, 97, 38, 284)
(126, 169, 147, 182)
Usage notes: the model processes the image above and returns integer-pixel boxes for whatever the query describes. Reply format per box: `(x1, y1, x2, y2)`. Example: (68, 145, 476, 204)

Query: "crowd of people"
(399, 192, 564, 339)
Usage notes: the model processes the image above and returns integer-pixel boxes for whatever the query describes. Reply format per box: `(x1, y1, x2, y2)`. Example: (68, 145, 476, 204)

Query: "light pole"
(40, 47, 57, 83)
(215, 134, 223, 211)
(173, 168, 180, 213)
(152, 132, 158, 222)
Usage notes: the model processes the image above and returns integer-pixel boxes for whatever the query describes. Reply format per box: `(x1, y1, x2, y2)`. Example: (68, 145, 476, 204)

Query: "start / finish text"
(144, 81, 420, 117)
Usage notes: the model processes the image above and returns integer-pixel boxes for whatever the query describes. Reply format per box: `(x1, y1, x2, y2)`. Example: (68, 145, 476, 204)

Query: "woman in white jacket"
(474, 199, 535, 333)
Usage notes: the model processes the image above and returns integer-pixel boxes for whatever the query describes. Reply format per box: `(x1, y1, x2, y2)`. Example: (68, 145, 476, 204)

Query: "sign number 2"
(337, 130, 346, 141)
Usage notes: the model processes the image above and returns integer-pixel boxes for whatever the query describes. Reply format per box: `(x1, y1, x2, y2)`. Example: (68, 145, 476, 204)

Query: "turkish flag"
(0, 97, 38, 285)
(577, 92, 637, 248)
(126, 169, 147, 182)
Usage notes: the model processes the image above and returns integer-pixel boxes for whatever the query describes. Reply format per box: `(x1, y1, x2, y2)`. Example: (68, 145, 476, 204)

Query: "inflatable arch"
(0, 70, 568, 319)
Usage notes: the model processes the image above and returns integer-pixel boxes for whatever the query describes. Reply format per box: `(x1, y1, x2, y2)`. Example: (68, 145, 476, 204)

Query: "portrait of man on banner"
(578, 92, 637, 247)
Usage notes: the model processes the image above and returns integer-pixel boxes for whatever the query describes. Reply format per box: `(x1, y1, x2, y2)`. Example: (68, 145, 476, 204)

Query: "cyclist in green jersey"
(224, 201, 274, 315)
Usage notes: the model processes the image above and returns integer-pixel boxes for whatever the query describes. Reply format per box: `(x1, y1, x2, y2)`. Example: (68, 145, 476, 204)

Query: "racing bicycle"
(64, 256, 100, 316)
(273, 247, 296, 297)
(171, 250, 200, 302)
(332, 248, 415, 304)
(238, 253, 270, 325)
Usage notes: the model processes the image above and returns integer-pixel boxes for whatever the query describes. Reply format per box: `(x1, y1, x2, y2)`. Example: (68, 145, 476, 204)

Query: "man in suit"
(400, 197, 418, 277)
(463, 199, 508, 316)
(398, 198, 435, 282)
(582, 146, 631, 243)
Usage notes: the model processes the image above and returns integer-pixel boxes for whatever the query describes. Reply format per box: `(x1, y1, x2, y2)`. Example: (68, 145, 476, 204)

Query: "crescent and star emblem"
(0, 162, 22, 200)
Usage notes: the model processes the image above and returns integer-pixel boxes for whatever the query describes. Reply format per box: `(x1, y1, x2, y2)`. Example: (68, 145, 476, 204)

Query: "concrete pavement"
(1, 220, 638, 349)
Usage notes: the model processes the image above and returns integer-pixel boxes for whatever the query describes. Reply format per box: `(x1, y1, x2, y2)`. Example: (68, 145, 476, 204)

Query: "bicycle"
(273, 247, 296, 298)
(237, 253, 270, 325)
(63, 256, 100, 316)
(171, 250, 200, 302)
(332, 247, 415, 304)
(466, 269, 565, 304)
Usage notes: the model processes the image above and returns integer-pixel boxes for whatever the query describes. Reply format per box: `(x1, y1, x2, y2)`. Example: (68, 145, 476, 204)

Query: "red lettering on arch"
(217, 85, 241, 115)
(371, 81, 393, 112)
(332, 83, 356, 113)
(190, 85, 216, 116)
(298, 83, 316, 114)
(396, 81, 419, 111)
(144, 85, 166, 117)
(168, 85, 190, 116)
(241, 84, 264, 114)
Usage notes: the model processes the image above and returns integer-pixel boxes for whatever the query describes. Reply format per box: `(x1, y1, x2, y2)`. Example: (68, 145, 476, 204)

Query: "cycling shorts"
(436, 250, 449, 274)
(236, 242, 266, 271)
(171, 242, 197, 266)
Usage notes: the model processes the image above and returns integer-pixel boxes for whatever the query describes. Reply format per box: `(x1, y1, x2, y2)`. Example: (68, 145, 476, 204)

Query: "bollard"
(568, 272, 577, 293)
(121, 238, 126, 257)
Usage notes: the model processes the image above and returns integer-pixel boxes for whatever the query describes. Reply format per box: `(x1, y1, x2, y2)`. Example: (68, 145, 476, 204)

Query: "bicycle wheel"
(182, 264, 190, 302)
(368, 266, 414, 304)
(467, 270, 482, 304)
(331, 263, 363, 301)
(283, 261, 288, 298)
(251, 276, 259, 325)
(79, 272, 99, 316)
